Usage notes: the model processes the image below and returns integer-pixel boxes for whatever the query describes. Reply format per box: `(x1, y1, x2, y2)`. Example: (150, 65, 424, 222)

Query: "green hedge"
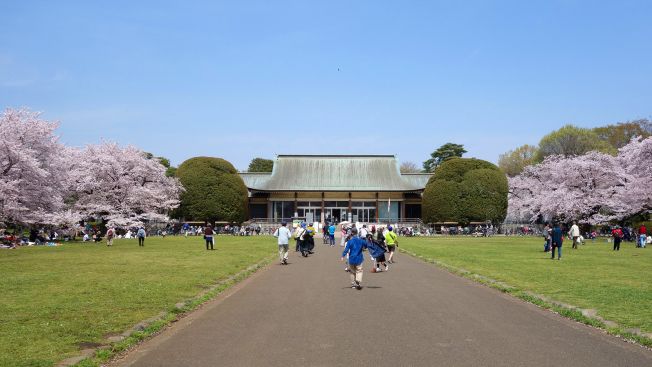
(176, 157, 248, 223)
(423, 158, 508, 224)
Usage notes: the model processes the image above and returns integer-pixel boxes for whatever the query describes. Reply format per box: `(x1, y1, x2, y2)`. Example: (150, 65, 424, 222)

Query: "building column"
(400, 195, 406, 220)
(321, 192, 325, 224)
(266, 200, 271, 220)
(375, 192, 379, 223)
(294, 192, 298, 218)
(348, 192, 352, 222)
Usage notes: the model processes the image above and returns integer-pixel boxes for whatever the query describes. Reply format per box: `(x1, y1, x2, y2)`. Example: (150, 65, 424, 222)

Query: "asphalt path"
(113, 242, 652, 367)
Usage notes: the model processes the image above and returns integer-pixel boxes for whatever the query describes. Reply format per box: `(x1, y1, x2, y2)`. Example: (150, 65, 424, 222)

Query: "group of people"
(273, 221, 399, 290)
(99, 226, 146, 246)
(612, 224, 648, 251)
(542, 221, 582, 260)
(341, 224, 398, 290)
(543, 221, 649, 258)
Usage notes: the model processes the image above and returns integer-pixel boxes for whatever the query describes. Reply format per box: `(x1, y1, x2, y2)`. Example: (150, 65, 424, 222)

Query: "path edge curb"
(399, 248, 652, 349)
(60, 255, 275, 367)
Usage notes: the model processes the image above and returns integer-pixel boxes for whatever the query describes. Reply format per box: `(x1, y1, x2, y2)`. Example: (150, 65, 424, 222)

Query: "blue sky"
(1, 0, 651, 170)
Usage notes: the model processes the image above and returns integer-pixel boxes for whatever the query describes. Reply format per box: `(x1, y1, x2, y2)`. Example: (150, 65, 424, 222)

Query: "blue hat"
(301, 222, 307, 228)
(388, 225, 393, 231)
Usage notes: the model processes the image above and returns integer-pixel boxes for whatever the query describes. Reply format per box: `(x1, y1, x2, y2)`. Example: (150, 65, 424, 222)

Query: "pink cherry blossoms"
(508, 136, 652, 224)
(0, 108, 183, 228)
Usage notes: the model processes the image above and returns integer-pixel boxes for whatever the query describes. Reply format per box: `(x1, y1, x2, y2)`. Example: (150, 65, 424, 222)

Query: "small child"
(366, 234, 389, 272)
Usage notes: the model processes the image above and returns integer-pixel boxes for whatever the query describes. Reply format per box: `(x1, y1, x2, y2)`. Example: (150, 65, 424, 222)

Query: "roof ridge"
(276, 154, 395, 158)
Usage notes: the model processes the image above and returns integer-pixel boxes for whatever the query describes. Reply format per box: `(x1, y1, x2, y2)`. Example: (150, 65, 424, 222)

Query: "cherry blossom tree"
(71, 142, 183, 227)
(616, 136, 652, 218)
(1, 107, 183, 228)
(508, 136, 652, 224)
(0, 108, 70, 225)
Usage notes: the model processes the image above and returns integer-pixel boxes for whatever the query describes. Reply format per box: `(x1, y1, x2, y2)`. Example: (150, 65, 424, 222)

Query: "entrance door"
(324, 208, 347, 224)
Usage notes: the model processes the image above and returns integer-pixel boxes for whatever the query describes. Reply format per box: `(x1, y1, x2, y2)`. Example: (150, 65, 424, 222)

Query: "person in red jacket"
(612, 226, 623, 251)
(639, 225, 647, 248)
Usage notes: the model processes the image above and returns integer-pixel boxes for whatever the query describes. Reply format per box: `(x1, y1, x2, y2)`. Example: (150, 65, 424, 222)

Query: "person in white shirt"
(569, 221, 581, 249)
(359, 224, 368, 238)
(273, 222, 292, 265)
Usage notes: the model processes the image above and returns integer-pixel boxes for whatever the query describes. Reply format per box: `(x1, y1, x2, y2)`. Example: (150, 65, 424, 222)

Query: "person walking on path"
(551, 223, 563, 260)
(638, 224, 647, 248)
(385, 225, 398, 264)
(376, 225, 385, 244)
(359, 224, 369, 238)
(612, 226, 623, 251)
(341, 227, 367, 290)
(204, 224, 214, 250)
(106, 227, 115, 247)
(340, 224, 349, 247)
(328, 223, 336, 247)
(273, 222, 292, 265)
(294, 224, 304, 252)
(137, 227, 146, 247)
(295, 223, 309, 257)
(306, 223, 316, 254)
(322, 224, 329, 245)
(569, 221, 581, 249)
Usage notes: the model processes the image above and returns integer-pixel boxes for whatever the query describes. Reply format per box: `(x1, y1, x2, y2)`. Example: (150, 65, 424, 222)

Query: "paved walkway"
(114, 243, 652, 367)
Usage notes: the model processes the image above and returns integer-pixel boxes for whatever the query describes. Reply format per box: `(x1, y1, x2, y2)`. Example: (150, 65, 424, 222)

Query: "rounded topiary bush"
(432, 158, 498, 182)
(422, 179, 461, 223)
(423, 158, 508, 224)
(176, 157, 248, 223)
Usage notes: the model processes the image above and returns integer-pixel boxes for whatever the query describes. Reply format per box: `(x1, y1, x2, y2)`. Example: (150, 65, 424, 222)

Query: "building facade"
(239, 155, 432, 224)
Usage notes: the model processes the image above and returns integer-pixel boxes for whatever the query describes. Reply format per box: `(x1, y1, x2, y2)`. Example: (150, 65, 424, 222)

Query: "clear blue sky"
(1, 1, 651, 170)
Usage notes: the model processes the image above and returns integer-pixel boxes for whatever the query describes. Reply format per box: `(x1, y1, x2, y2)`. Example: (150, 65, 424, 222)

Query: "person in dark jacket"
(550, 223, 563, 260)
(366, 234, 388, 272)
(204, 224, 214, 250)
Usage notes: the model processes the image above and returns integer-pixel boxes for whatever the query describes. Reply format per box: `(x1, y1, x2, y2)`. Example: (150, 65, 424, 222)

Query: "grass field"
(401, 236, 652, 336)
(0, 235, 275, 367)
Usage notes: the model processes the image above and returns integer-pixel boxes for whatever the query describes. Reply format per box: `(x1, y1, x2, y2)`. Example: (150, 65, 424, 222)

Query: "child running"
(385, 225, 398, 263)
(341, 227, 367, 290)
(366, 233, 389, 272)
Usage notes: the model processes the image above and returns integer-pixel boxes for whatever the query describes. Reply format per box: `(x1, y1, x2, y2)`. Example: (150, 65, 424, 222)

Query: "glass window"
(324, 201, 348, 208)
(351, 201, 376, 208)
(272, 201, 294, 220)
(378, 201, 399, 222)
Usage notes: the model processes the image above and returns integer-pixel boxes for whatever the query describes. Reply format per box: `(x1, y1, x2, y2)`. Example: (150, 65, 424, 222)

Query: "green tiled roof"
(240, 155, 432, 192)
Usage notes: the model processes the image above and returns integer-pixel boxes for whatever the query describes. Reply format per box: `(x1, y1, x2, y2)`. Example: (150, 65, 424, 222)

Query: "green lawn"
(401, 236, 652, 335)
(0, 236, 275, 367)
